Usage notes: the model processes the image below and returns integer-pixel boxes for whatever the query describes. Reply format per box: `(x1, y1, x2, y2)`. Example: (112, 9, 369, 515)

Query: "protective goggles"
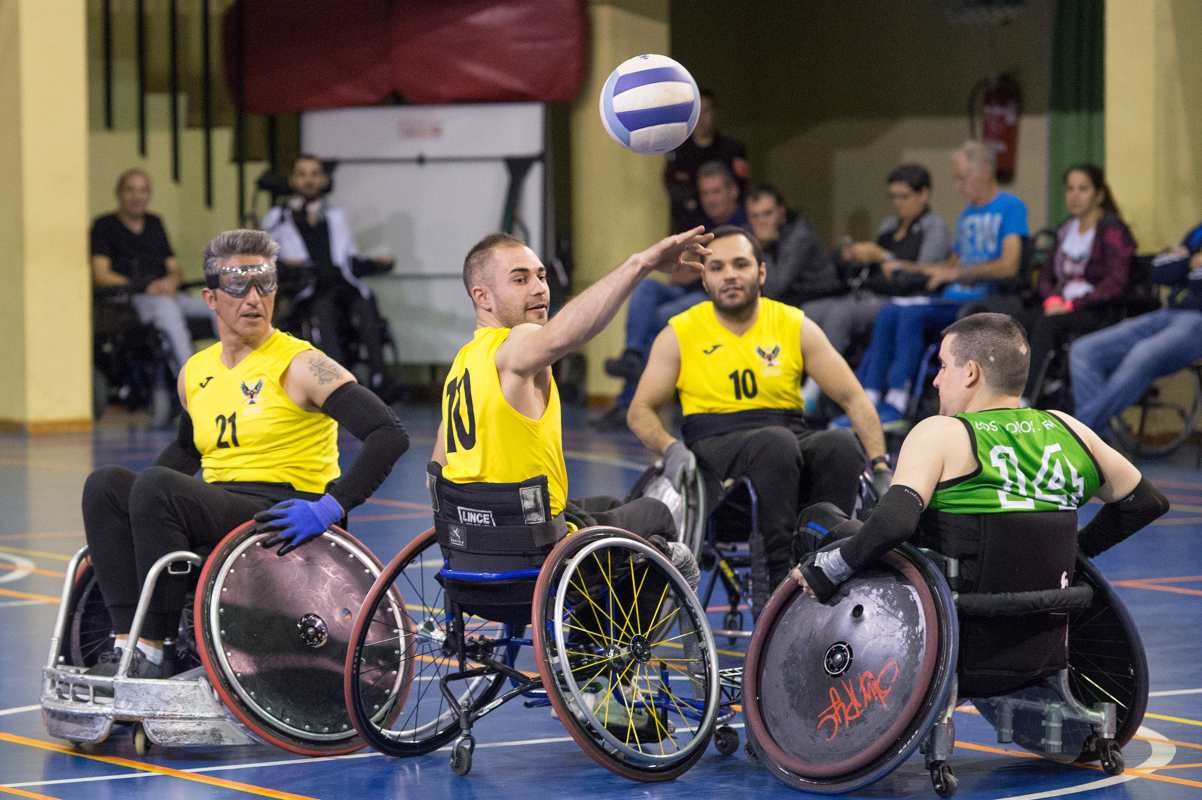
(205, 263, 278, 297)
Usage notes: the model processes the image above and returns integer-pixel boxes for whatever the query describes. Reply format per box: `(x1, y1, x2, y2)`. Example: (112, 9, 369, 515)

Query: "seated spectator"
(833, 141, 1028, 429)
(840, 163, 953, 296)
(1069, 219, 1202, 435)
(90, 168, 214, 377)
(262, 155, 394, 395)
(1024, 164, 1135, 405)
(663, 89, 750, 231)
(593, 162, 748, 429)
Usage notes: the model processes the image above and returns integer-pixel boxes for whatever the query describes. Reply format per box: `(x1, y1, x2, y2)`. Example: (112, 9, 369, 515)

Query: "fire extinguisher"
(968, 73, 1022, 183)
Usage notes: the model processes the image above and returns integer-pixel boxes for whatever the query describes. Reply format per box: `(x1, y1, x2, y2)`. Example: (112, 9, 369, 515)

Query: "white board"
(301, 104, 546, 363)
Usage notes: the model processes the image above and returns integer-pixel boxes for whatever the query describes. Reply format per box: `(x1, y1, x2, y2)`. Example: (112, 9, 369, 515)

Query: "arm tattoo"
(308, 354, 343, 385)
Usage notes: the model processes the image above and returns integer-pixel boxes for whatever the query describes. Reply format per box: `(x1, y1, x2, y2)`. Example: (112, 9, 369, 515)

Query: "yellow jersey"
(184, 330, 339, 493)
(440, 327, 568, 516)
(669, 298, 806, 416)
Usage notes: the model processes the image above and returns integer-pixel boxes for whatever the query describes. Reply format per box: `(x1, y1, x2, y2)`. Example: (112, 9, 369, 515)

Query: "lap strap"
(434, 516, 567, 555)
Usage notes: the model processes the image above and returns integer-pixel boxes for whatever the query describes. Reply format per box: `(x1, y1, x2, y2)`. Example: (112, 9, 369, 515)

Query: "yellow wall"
(570, 0, 671, 402)
(1106, 0, 1202, 250)
(0, 1, 91, 429)
(671, 1, 1054, 241)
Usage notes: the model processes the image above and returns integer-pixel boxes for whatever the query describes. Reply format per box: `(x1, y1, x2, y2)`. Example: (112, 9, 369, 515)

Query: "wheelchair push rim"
(532, 526, 721, 782)
(195, 522, 388, 756)
(743, 546, 958, 794)
(343, 527, 507, 757)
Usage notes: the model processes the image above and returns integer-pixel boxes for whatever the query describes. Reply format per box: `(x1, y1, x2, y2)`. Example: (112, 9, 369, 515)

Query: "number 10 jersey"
(439, 326, 568, 516)
(930, 408, 1103, 514)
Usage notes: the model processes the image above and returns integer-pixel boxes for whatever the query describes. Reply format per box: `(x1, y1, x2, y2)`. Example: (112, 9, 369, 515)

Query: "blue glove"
(256, 494, 344, 556)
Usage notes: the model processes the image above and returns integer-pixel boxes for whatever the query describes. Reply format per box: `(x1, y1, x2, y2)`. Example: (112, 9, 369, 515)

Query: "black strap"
(434, 516, 567, 554)
(954, 584, 1093, 617)
(681, 408, 807, 447)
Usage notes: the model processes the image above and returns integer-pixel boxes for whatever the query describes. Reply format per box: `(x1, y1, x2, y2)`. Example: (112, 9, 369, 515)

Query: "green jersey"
(930, 408, 1103, 515)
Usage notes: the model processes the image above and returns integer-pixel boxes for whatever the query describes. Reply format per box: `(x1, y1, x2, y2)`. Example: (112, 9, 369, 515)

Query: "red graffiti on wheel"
(815, 658, 901, 740)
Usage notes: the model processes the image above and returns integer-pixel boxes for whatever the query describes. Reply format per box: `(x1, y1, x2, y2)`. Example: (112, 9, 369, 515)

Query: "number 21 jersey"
(931, 408, 1102, 514)
(439, 327, 568, 515)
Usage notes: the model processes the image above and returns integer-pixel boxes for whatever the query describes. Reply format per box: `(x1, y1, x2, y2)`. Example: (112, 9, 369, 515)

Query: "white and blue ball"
(599, 54, 699, 155)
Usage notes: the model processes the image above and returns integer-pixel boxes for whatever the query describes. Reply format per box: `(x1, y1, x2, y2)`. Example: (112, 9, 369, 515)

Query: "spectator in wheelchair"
(1069, 217, 1202, 434)
(833, 141, 1029, 430)
(626, 224, 890, 613)
(435, 230, 709, 586)
(81, 229, 409, 684)
(1022, 164, 1136, 406)
(795, 313, 1168, 620)
(262, 154, 395, 396)
(90, 167, 215, 376)
(593, 161, 748, 431)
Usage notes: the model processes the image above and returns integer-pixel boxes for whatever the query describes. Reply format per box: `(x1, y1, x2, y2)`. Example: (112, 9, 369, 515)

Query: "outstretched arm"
(800, 317, 886, 462)
(495, 228, 712, 378)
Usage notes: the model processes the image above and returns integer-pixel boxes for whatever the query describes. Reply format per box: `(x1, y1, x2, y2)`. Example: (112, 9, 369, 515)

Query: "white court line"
(0, 554, 34, 585)
(0, 704, 40, 717)
(996, 724, 1174, 800)
(3, 725, 747, 789)
(1149, 687, 1202, 697)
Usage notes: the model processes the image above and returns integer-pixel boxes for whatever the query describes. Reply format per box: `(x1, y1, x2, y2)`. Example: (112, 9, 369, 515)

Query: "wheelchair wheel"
(195, 522, 384, 756)
(626, 464, 707, 559)
(532, 526, 721, 781)
(63, 558, 199, 671)
(1110, 368, 1202, 458)
(743, 546, 958, 794)
(344, 527, 506, 757)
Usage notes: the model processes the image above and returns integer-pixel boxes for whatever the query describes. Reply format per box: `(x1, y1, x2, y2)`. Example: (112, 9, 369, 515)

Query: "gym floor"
(2, 404, 1201, 799)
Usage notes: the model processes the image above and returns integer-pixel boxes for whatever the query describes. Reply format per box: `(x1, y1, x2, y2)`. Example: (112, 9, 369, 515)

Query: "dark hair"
(293, 153, 325, 171)
(886, 163, 932, 193)
(462, 232, 526, 297)
(746, 183, 786, 207)
(699, 87, 715, 103)
(940, 313, 1030, 396)
(696, 160, 735, 188)
(115, 167, 150, 194)
(709, 224, 764, 265)
(1063, 163, 1121, 218)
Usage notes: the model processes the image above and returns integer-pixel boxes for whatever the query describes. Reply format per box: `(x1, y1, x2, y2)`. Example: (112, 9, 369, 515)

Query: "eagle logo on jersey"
(240, 378, 264, 405)
(756, 344, 781, 368)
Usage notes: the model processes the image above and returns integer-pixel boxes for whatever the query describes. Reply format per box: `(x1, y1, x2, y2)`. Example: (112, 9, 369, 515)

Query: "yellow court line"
(0, 546, 72, 563)
(0, 787, 61, 800)
(1143, 762, 1202, 771)
(1137, 734, 1202, 753)
(0, 588, 59, 603)
(0, 532, 83, 542)
(1147, 712, 1202, 729)
(959, 739, 1202, 791)
(0, 732, 317, 800)
(1124, 768, 1202, 791)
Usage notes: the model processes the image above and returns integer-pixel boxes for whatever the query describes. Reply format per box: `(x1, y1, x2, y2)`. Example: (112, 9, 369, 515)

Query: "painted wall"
(670, 0, 1054, 242)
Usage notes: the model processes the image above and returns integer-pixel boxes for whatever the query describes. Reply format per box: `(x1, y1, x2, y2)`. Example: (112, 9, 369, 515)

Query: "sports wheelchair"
(42, 522, 385, 756)
(627, 449, 881, 641)
(342, 466, 733, 779)
(742, 508, 1145, 796)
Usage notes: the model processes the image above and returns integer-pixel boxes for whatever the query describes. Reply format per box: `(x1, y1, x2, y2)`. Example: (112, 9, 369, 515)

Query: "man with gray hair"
(833, 140, 1028, 429)
(80, 229, 410, 683)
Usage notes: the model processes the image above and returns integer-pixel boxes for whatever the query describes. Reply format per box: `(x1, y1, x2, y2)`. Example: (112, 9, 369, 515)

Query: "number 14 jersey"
(931, 408, 1103, 514)
(439, 327, 568, 516)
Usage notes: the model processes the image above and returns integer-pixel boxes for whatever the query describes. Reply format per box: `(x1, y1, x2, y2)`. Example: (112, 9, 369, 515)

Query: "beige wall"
(570, 0, 671, 402)
(671, 0, 1054, 242)
(0, 2, 91, 429)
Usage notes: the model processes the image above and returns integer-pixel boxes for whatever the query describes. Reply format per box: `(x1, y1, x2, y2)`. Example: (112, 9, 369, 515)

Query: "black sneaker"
(604, 349, 645, 381)
(589, 404, 628, 432)
(86, 647, 165, 695)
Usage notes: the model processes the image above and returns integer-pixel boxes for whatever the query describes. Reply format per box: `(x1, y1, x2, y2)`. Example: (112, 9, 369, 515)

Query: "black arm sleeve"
(321, 382, 410, 512)
(154, 410, 202, 475)
(1078, 477, 1170, 558)
(802, 485, 925, 602)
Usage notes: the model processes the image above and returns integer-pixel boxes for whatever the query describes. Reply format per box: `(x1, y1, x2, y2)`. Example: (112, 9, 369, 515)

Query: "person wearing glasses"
(80, 230, 410, 682)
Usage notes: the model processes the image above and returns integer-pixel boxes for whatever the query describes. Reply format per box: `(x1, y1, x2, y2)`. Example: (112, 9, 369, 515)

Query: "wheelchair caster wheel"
(132, 724, 150, 756)
(1099, 740, 1124, 775)
(450, 735, 475, 776)
(930, 762, 958, 797)
(713, 725, 739, 756)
